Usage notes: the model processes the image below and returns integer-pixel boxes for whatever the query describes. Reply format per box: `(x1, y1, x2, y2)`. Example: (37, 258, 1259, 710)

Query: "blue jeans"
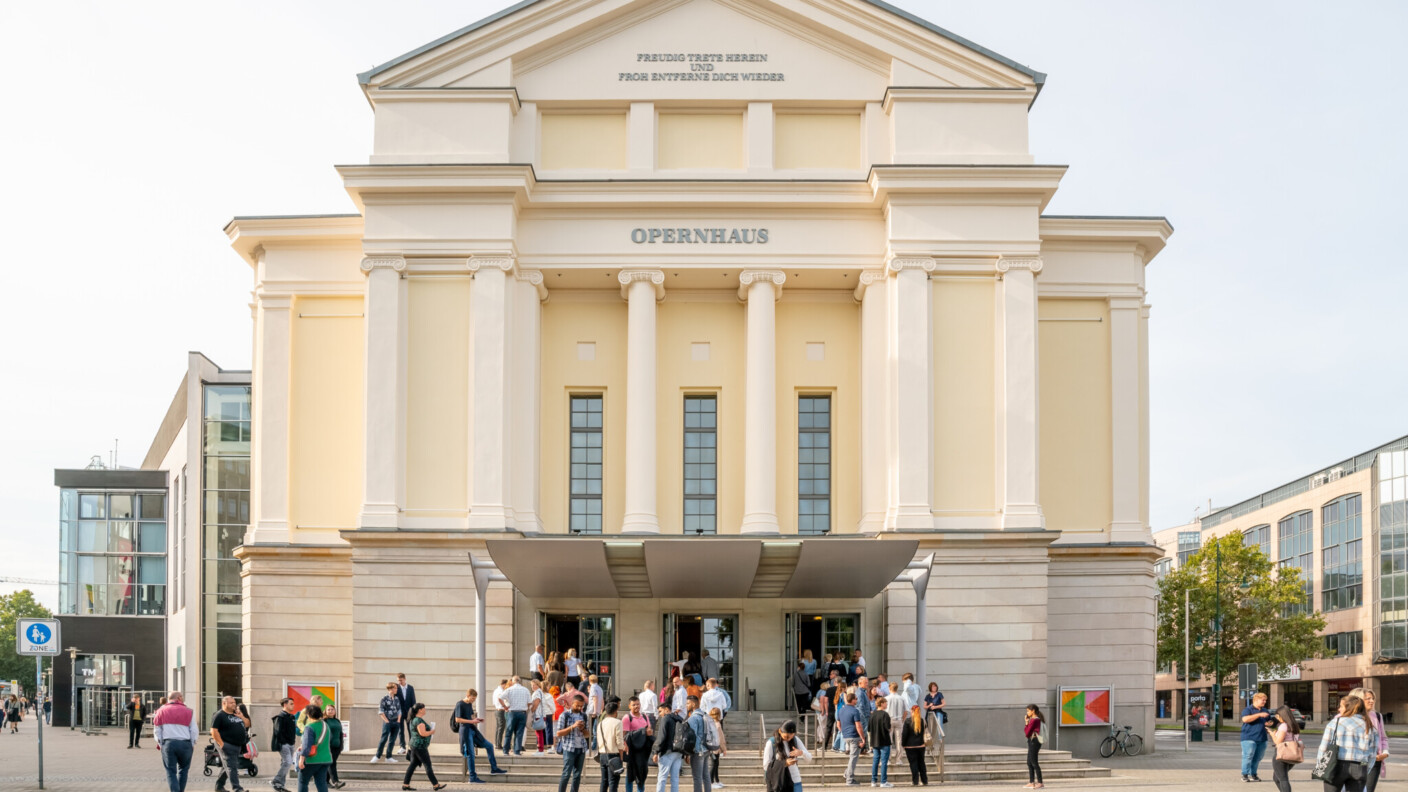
(297, 763, 330, 792)
(871, 746, 890, 783)
(160, 739, 193, 792)
(655, 751, 682, 792)
(1241, 739, 1268, 776)
(377, 720, 399, 759)
(559, 748, 586, 792)
(463, 727, 502, 779)
(508, 710, 528, 753)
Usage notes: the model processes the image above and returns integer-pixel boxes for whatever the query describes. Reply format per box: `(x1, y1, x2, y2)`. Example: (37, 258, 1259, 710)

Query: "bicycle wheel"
(1098, 735, 1117, 758)
(1123, 733, 1143, 756)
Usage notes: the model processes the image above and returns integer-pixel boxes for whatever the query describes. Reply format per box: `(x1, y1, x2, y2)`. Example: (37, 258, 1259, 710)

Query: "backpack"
(702, 718, 720, 752)
(1036, 720, 1046, 745)
(672, 714, 698, 754)
(765, 738, 795, 792)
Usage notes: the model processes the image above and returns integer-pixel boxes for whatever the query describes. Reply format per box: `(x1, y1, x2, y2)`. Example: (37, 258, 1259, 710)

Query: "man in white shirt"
(670, 676, 689, 715)
(875, 674, 890, 697)
(901, 673, 920, 709)
(700, 678, 729, 724)
(586, 674, 605, 756)
(492, 679, 510, 753)
(529, 644, 545, 681)
(638, 680, 659, 726)
(700, 650, 720, 685)
(884, 686, 907, 765)
(502, 675, 532, 755)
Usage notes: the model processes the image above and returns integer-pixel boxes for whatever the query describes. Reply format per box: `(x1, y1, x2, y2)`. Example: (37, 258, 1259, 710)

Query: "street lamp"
(66, 647, 78, 730)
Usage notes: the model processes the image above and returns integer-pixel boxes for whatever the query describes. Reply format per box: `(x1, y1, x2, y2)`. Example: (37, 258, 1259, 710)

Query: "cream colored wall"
(405, 277, 471, 515)
(931, 278, 997, 515)
(656, 296, 746, 534)
(540, 293, 628, 534)
(371, 98, 515, 163)
(657, 113, 744, 170)
(1038, 298, 1112, 534)
(887, 98, 1032, 164)
(774, 113, 862, 170)
(540, 112, 628, 170)
(774, 295, 860, 534)
(289, 296, 365, 536)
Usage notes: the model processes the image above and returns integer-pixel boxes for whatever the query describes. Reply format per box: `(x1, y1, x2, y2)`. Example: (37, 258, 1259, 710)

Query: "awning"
(485, 536, 919, 599)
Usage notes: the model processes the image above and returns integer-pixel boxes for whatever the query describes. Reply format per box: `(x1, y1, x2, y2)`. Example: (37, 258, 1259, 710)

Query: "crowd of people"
(1237, 687, 1389, 792)
(1, 693, 49, 732)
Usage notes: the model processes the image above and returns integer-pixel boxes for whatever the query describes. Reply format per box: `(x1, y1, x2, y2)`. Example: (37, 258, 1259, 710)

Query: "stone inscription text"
(620, 52, 784, 82)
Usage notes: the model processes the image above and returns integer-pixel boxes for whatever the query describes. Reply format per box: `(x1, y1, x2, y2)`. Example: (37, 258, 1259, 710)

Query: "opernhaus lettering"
(630, 228, 770, 244)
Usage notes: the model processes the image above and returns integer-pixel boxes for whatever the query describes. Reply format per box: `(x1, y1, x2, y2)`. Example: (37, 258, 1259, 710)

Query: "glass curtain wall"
(58, 490, 166, 615)
(1278, 511, 1314, 616)
(202, 385, 251, 715)
(1321, 494, 1363, 612)
(1243, 524, 1271, 558)
(1377, 449, 1408, 660)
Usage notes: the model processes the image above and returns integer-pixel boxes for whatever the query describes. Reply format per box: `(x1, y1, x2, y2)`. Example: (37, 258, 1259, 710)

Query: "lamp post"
(1214, 543, 1221, 742)
(66, 647, 78, 730)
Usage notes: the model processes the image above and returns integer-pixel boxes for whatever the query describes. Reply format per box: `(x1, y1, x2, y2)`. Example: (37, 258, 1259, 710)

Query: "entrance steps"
(340, 742, 1110, 786)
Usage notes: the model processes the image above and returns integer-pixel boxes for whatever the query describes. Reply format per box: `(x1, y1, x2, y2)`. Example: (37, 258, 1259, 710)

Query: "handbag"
(1311, 717, 1340, 781)
(1276, 736, 1304, 764)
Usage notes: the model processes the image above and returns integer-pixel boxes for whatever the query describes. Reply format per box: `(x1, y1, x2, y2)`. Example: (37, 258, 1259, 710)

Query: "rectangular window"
(683, 395, 717, 534)
(1378, 449, 1408, 661)
(1243, 524, 1271, 558)
(1177, 531, 1201, 568)
(202, 384, 251, 717)
(1323, 631, 1363, 657)
(1321, 494, 1363, 612)
(798, 395, 832, 535)
(1278, 510, 1314, 616)
(569, 396, 604, 535)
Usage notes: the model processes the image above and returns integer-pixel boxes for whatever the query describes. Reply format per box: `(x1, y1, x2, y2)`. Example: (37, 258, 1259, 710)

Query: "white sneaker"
(881, 783, 894, 788)
(387, 757, 400, 763)
(713, 785, 725, 790)
(397, 747, 407, 755)
(370, 757, 381, 764)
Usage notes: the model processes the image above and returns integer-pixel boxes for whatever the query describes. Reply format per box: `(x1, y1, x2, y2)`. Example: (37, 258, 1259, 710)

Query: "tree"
(1157, 532, 1326, 699)
(0, 590, 54, 695)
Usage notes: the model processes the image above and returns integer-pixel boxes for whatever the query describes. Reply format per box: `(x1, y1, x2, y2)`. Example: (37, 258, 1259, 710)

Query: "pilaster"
(1109, 295, 1147, 543)
(997, 256, 1044, 531)
(249, 289, 292, 544)
(357, 255, 407, 530)
(512, 269, 547, 533)
(467, 255, 517, 531)
(740, 269, 786, 535)
(886, 257, 934, 530)
(855, 269, 888, 533)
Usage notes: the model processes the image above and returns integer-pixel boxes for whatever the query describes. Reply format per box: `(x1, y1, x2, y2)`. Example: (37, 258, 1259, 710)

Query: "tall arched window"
(1278, 510, 1314, 615)
(1321, 494, 1363, 611)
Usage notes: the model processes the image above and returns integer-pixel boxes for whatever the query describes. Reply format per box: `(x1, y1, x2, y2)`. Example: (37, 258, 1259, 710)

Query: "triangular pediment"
(361, 0, 1043, 101)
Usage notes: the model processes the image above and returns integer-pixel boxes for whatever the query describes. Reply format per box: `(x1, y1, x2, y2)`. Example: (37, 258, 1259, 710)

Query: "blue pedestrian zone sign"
(16, 618, 60, 656)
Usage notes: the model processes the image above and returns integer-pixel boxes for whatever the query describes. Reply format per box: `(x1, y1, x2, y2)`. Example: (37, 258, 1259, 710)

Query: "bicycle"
(1098, 724, 1144, 757)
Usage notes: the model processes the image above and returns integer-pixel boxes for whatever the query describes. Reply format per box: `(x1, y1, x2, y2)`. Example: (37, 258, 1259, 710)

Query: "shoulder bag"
(1275, 731, 1304, 764)
(1311, 717, 1340, 781)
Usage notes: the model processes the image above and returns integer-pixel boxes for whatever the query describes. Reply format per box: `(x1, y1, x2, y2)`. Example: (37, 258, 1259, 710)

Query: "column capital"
(360, 255, 406, 274)
(853, 268, 887, 301)
(996, 256, 1043, 274)
(1108, 295, 1143, 311)
(516, 268, 550, 302)
(737, 269, 786, 300)
(886, 256, 935, 274)
(618, 268, 666, 301)
(467, 254, 516, 275)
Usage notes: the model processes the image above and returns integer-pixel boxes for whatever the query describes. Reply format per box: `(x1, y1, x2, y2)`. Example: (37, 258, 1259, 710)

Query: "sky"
(2, 0, 1405, 608)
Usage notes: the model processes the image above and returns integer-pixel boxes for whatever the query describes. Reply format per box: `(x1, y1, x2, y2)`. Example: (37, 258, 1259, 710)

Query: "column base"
(1108, 520, 1152, 544)
(467, 505, 516, 531)
(886, 506, 932, 532)
(358, 504, 400, 530)
(740, 514, 781, 534)
(1002, 503, 1045, 530)
(620, 513, 660, 534)
(246, 520, 289, 545)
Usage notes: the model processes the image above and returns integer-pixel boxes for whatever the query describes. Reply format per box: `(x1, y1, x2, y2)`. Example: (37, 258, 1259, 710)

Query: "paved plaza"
(4, 727, 1408, 792)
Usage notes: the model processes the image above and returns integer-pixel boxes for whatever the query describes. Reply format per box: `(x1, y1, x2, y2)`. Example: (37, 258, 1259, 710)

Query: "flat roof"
(54, 469, 167, 489)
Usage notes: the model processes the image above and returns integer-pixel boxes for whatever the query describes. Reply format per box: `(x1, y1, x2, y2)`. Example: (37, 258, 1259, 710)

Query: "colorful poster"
(1059, 687, 1111, 726)
(284, 681, 339, 714)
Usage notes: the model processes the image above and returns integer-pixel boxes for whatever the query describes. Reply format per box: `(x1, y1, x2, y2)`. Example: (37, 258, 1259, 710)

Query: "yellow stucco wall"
(657, 113, 744, 169)
(775, 296, 861, 533)
(656, 296, 746, 534)
(540, 112, 628, 170)
(1038, 298, 1112, 533)
(289, 296, 365, 533)
(405, 277, 471, 514)
(540, 294, 628, 533)
(932, 279, 998, 514)
(774, 113, 862, 169)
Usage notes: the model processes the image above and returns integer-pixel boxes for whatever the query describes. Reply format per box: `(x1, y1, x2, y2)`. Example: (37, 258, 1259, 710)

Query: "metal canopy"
(486, 536, 919, 599)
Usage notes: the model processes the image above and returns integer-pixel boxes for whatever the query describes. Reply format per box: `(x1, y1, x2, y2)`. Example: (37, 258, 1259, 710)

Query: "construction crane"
(0, 577, 59, 586)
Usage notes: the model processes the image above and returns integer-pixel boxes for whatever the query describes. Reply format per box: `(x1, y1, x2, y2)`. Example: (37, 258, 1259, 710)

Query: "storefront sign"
(620, 52, 784, 82)
(1259, 664, 1301, 682)
(631, 227, 769, 244)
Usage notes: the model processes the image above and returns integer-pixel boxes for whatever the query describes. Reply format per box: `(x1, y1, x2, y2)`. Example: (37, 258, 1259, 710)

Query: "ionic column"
(997, 256, 1044, 530)
(358, 255, 407, 530)
(468, 255, 516, 531)
(886, 257, 934, 530)
(855, 269, 888, 532)
(619, 270, 665, 534)
(739, 270, 786, 535)
(512, 270, 549, 534)
(1109, 295, 1146, 542)
(249, 287, 292, 543)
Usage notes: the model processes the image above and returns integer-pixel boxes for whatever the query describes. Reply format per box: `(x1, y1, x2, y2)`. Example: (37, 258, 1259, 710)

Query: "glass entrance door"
(795, 614, 859, 678)
(667, 614, 738, 702)
(541, 613, 616, 695)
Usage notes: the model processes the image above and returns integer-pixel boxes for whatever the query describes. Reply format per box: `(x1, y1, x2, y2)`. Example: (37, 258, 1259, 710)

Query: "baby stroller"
(203, 739, 260, 777)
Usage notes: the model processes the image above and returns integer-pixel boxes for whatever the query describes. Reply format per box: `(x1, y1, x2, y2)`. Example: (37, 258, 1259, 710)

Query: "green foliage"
(0, 590, 54, 695)
(1157, 532, 1327, 689)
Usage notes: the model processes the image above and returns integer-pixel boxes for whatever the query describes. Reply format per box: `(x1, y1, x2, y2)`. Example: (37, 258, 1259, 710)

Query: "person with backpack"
(295, 704, 335, 792)
(453, 688, 508, 783)
(272, 697, 300, 792)
(683, 696, 711, 792)
(557, 693, 590, 792)
(869, 697, 893, 788)
(763, 720, 812, 792)
(1267, 704, 1302, 792)
(652, 702, 684, 792)
(1022, 704, 1045, 790)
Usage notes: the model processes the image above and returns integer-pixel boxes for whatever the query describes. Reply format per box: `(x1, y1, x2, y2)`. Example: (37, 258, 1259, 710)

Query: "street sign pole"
(17, 618, 60, 792)
(36, 655, 44, 790)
